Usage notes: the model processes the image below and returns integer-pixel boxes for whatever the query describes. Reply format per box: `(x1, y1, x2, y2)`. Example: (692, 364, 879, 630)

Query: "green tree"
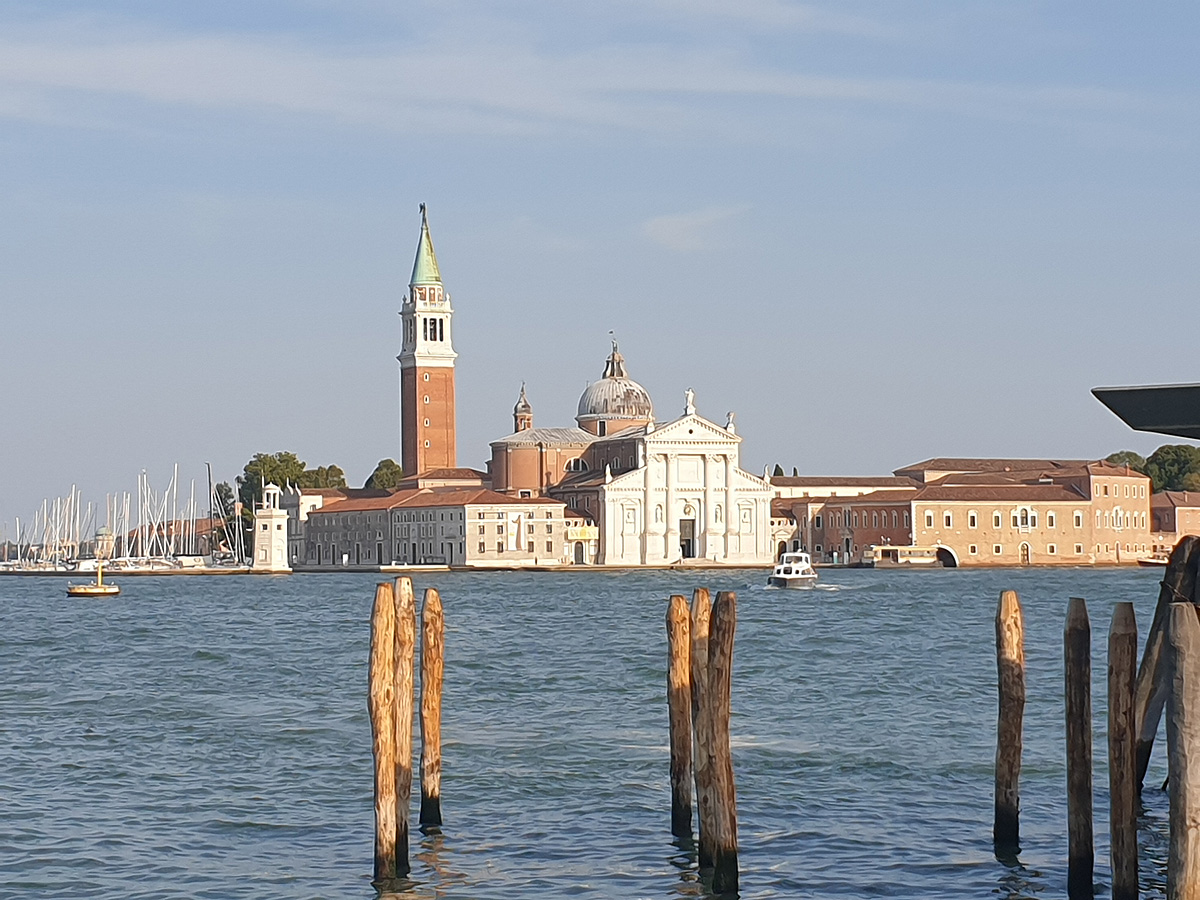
(298, 465, 347, 489)
(365, 458, 404, 489)
(1105, 450, 1147, 473)
(214, 481, 236, 519)
(238, 451, 307, 512)
(1144, 445, 1200, 492)
(772, 463, 785, 477)
(1183, 472, 1200, 493)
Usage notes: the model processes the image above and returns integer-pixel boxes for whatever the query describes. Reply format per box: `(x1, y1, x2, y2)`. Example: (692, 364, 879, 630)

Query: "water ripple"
(0, 567, 1172, 898)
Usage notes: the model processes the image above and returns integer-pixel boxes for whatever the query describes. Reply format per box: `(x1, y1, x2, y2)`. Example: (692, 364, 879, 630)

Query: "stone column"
(724, 455, 735, 559)
(704, 454, 718, 562)
(665, 453, 678, 560)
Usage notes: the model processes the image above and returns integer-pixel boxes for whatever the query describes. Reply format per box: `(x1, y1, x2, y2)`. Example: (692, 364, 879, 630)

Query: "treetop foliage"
(237, 451, 347, 513)
(1109, 445, 1200, 492)
(365, 458, 404, 490)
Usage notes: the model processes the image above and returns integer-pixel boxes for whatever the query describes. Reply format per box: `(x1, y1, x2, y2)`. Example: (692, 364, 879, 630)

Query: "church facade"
(487, 344, 775, 566)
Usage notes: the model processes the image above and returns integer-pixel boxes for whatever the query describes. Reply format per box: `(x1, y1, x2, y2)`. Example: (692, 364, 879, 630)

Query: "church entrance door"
(573, 541, 585, 565)
(680, 519, 696, 559)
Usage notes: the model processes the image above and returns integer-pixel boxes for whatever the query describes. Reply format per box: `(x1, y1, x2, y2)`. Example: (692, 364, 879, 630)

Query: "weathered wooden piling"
(994, 589, 1026, 854)
(1108, 601, 1138, 900)
(368, 582, 398, 883)
(667, 594, 694, 838)
(1135, 535, 1200, 791)
(420, 587, 445, 832)
(1167, 600, 1200, 899)
(1065, 596, 1094, 900)
(706, 591, 739, 895)
(690, 588, 714, 869)
(393, 577, 417, 877)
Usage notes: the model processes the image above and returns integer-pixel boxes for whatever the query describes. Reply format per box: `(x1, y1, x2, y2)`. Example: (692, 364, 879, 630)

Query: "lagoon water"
(0, 567, 1176, 898)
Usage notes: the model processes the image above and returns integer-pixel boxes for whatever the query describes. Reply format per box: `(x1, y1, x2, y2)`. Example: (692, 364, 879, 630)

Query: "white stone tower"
(252, 483, 291, 572)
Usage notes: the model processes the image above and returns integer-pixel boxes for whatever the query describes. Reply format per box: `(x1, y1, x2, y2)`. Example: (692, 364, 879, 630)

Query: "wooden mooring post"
(1065, 596, 1094, 900)
(1135, 535, 1200, 792)
(994, 589, 1025, 854)
(1167, 600, 1200, 898)
(666, 594, 693, 839)
(393, 577, 417, 877)
(1108, 601, 1138, 900)
(368, 582, 399, 884)
(690, 588, 715, 869)
(420, 587, 445, 832)
(706, 591, 739, 895)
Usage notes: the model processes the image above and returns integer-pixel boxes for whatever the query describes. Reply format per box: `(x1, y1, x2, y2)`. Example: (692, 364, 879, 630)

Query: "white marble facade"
(595, 413, 773, 566)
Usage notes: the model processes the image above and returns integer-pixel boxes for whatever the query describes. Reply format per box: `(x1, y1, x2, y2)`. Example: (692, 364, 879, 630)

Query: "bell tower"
(398, 204, 457, 476)
(513, 383, 533, 432)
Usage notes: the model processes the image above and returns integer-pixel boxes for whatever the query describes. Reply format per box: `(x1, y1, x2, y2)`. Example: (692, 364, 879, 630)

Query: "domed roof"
(576, 344, 654, 422)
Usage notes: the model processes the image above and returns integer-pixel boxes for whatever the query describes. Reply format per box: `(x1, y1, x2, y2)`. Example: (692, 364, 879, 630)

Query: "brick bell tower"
(398, 204, 457, 476)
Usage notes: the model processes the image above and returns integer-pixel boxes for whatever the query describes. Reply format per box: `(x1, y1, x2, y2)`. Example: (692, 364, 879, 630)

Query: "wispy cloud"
(0, 18, 1167, 141)
(641, 206, 749, 252)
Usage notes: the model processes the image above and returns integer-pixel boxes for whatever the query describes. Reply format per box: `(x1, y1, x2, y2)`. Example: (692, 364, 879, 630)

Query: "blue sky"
(2, 1, 1198, 523)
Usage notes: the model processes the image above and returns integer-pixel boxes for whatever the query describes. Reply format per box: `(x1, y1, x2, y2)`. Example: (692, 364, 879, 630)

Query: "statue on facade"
(725, 411, 736, 434)
(684, 387, 696, 416)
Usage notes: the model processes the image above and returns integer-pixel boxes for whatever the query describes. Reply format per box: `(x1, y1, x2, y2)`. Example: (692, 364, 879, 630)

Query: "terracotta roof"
(564, 508, 594, 521)
(491, 426, 595, 446)
(1153, 491, 1200, 509)
(1085, 461, 1149, 478)
(835, 489, 920, 503)
(894, 458, 1089, 475)
(397, 489, 562, 509)
(411, 468, 488, 479)
(554, 470, 607, 488)
(914, 484, 1086, 502)
(770, 501, 796, 520)
(308, 487, 564, 515)
(307, 495, 407, 513)
(771, 476, 920, 488)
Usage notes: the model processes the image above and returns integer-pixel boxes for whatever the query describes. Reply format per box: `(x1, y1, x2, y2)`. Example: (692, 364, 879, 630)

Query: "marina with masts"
(0, 464, 247, 575)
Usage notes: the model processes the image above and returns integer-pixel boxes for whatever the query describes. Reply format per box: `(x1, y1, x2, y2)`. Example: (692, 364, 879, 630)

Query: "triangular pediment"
(645, 414, 740, 445)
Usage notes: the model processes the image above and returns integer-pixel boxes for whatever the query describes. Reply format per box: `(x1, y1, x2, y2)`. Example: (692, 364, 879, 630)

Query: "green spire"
(410, 202, 442, 286)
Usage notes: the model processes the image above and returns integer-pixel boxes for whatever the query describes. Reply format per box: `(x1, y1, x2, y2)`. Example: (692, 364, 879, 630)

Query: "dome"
(576, 344, 654, 424)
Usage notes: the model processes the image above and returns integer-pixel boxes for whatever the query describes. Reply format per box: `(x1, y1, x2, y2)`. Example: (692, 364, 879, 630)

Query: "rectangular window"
(924, 512, 934, 528)
(969, 544, 978, 554)
(1048, 544, 1057, 554)
(993, 544, 1002, 555)
(423, 318, 428, 340)
(478, 541, 485, 553)
(943, 513, 952, 528)
(527, 524, 535, 534)
(815, 515, 823, 528)
(968, 512, 977, 529)
(496, 541, 504, 553)
(993, 512, 1002, 528)
(546, 541, 553, 552)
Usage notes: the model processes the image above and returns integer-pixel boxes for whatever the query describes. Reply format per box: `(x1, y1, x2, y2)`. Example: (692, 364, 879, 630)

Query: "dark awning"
(1092, 383, 1200, 440)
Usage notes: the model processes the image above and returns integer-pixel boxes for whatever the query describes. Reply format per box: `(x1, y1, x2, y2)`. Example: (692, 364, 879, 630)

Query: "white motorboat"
(766, 551, 818, 588)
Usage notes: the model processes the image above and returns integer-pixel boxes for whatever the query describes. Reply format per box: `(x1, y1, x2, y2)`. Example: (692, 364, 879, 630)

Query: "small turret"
(513, 383, 533, 432)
